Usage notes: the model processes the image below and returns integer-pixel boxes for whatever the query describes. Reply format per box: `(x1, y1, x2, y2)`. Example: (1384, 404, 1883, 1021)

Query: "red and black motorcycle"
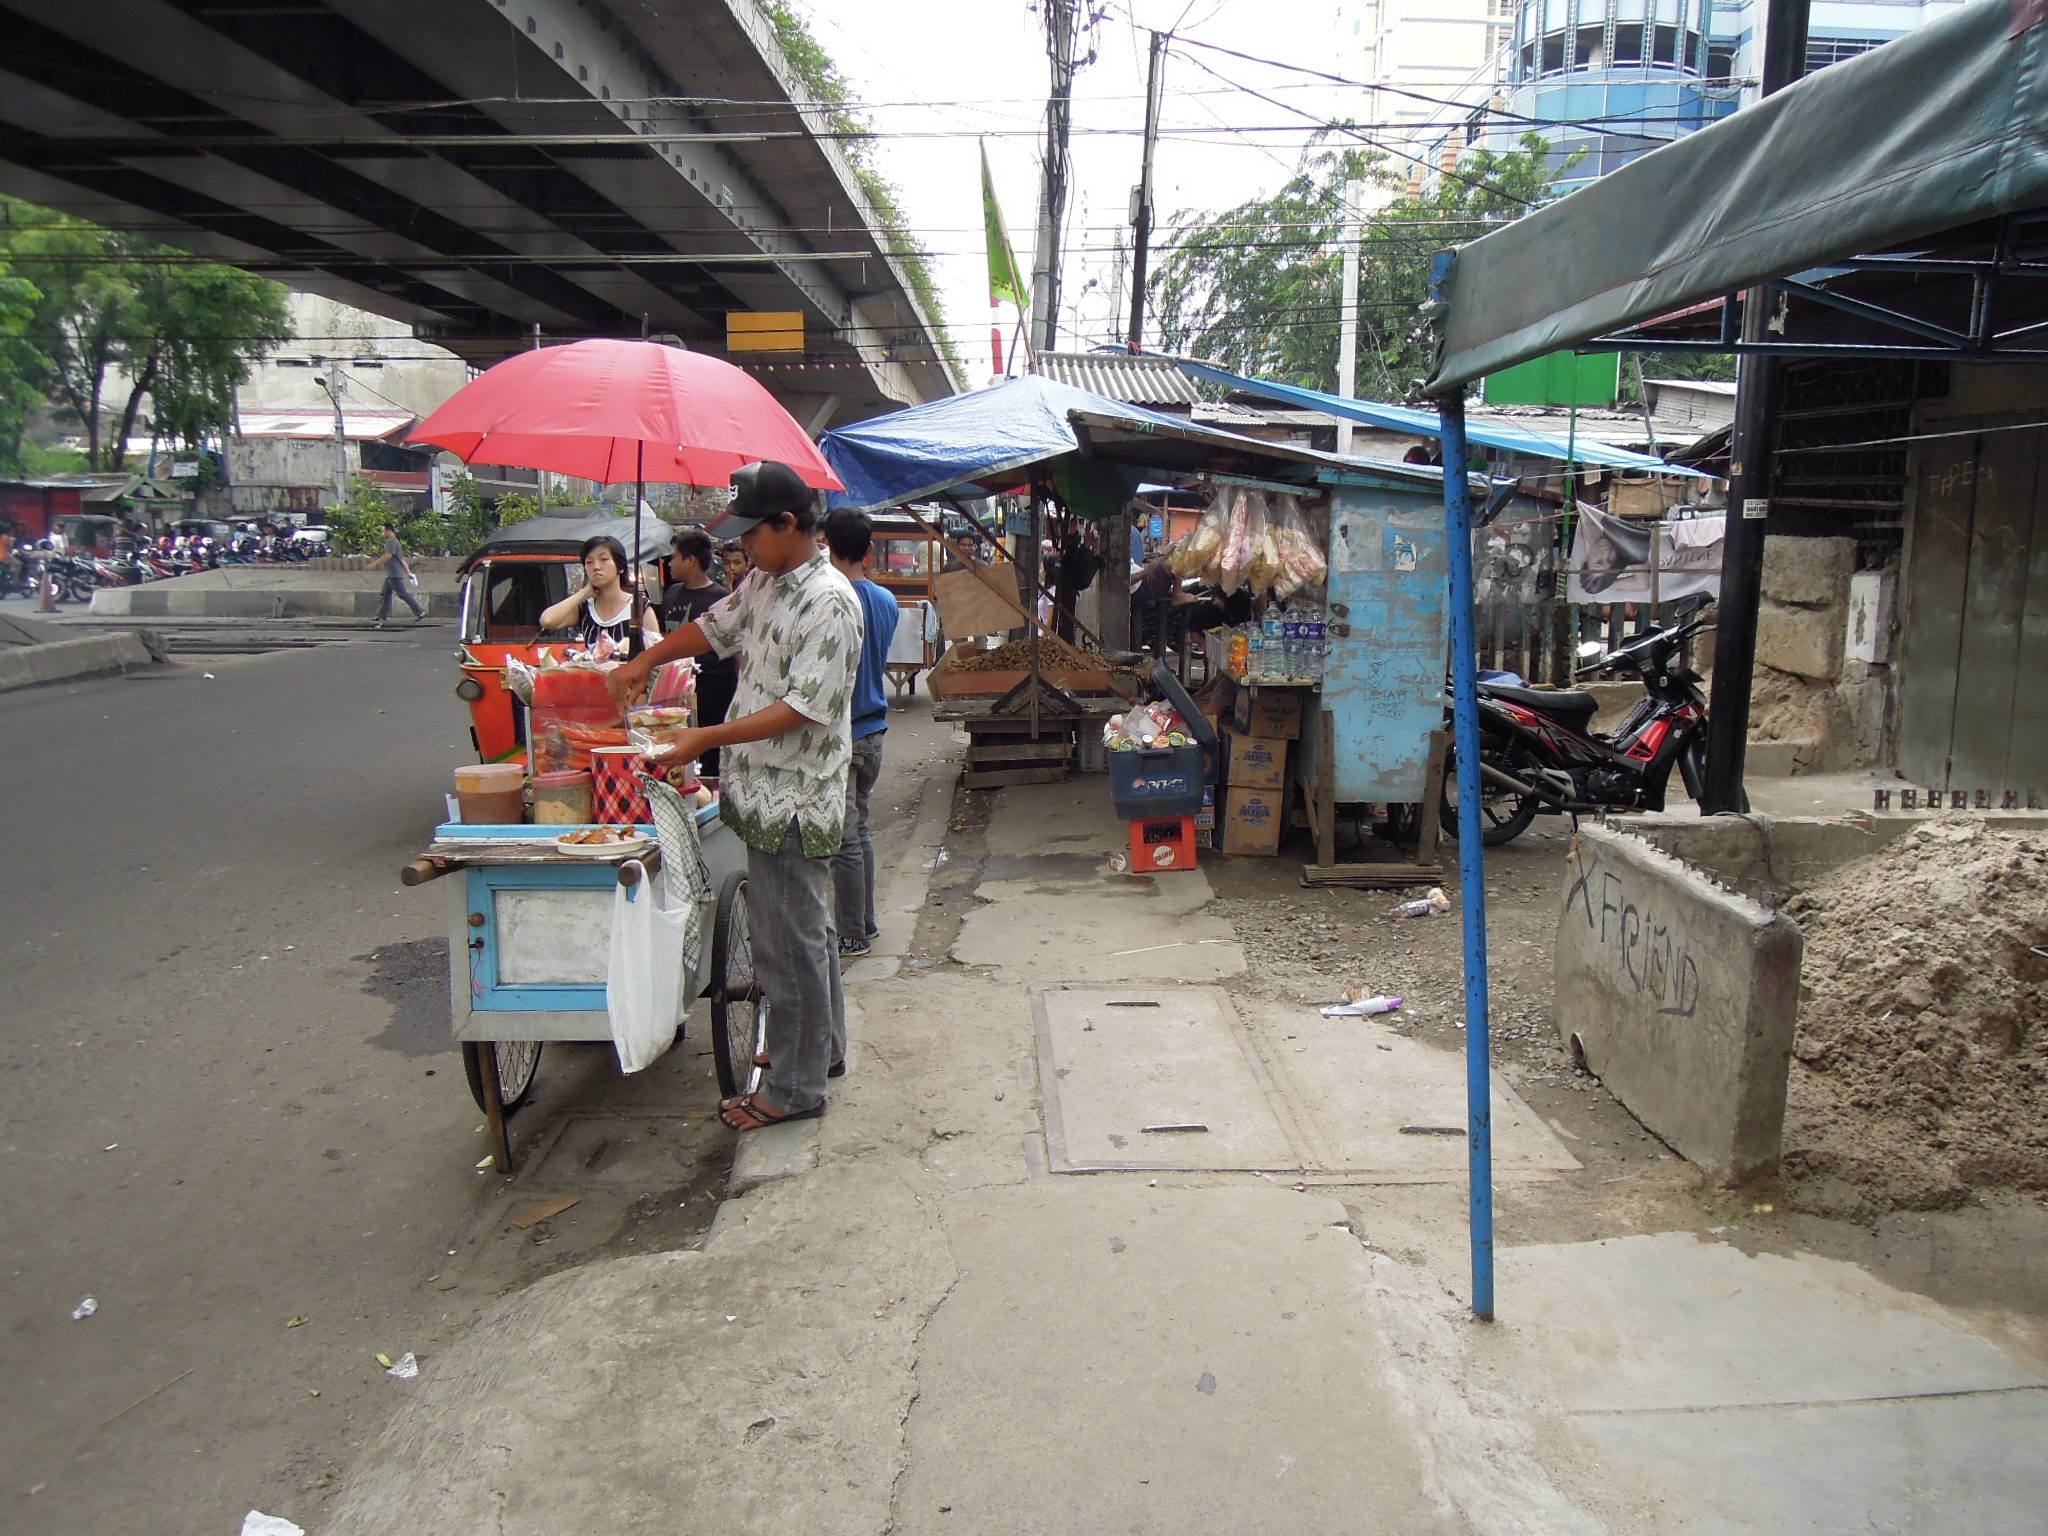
(1440, 611, 1722, 846)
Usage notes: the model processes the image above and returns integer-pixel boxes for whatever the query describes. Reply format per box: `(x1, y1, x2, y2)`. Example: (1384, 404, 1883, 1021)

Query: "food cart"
(401, 783, 753, 1174)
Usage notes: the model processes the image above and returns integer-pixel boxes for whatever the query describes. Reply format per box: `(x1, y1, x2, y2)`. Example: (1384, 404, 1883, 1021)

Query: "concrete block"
(1744, 740, 1804, 777)
(1761, 535, 1855, 609)
(1846, 569, 1895, 664)
(1755, 599, 1846, 682)
(1555, 823, 1803, 1179)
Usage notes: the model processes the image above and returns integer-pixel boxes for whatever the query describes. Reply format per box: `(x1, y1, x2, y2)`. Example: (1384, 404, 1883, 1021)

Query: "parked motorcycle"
(1438, 608, 1724, 847)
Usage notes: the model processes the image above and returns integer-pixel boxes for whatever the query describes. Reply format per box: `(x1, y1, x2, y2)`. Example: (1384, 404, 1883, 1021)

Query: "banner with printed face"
(1566, 506, 1723, 605)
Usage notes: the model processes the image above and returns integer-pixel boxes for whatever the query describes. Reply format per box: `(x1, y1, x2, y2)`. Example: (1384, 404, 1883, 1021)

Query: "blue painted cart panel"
(465, 863, 618, 1012)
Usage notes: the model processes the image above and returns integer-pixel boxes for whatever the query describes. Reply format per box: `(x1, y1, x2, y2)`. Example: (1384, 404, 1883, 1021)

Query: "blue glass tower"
(1496, 0, 1743, 187)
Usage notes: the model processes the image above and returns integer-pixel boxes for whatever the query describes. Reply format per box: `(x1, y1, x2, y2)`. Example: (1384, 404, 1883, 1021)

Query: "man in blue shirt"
(823, 508, 900, 960)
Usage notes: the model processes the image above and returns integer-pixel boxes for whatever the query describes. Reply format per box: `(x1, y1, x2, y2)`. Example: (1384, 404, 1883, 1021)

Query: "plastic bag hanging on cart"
(606, 860, 689, 1073)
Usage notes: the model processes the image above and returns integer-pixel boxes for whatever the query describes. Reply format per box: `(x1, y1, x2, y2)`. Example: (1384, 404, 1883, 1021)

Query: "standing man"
(367, 521, 425, 627)
(822, 508, 899, 961)
(606, 461, 859, 1132)
(658, 526, 736, 779)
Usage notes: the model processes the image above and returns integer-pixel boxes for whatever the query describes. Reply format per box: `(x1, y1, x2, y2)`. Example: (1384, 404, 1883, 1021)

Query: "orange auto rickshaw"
(452, 512, 668, 762)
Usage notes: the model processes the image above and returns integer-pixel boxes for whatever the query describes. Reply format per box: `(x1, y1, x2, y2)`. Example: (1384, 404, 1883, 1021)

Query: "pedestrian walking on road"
(607, 460, 860, 1133)
(367, 521, 425, 626)
(822, 508, 898, 961)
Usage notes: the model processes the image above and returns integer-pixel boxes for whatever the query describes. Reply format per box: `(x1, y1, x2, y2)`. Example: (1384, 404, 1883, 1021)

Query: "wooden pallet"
(962, 719, 1075, 789)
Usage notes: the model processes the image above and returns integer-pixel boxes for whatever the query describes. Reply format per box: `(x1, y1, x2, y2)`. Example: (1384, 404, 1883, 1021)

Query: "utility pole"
(1125, 29, 1165, 353)
(1335, 180, 1363, 456)
(1032, 0, 1080, 356)
(313, 360, 349, 508)
(1700, 0, 1809, 814)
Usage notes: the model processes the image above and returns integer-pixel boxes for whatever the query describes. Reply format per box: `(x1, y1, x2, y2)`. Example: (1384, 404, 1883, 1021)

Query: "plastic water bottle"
(1305, 607, 1326, 678)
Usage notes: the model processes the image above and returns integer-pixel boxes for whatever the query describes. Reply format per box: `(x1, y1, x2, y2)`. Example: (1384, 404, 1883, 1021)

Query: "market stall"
(821, 376, 1463, 866)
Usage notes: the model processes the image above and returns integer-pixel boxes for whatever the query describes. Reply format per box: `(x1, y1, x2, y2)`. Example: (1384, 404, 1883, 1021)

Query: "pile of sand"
(1779, 817, 2048, 1212)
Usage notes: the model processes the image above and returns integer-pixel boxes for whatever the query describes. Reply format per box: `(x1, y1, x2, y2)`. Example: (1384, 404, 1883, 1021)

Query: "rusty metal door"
(1897, 424, 2048, 799)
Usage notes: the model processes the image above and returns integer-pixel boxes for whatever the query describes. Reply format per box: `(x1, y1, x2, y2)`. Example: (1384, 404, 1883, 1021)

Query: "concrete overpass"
(0, 0, 961, 429)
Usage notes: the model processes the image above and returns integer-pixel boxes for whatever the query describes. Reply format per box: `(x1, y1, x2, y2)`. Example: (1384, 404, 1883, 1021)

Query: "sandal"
(718, 1092, 825, 1132)
(751, 1050, 846, 1078)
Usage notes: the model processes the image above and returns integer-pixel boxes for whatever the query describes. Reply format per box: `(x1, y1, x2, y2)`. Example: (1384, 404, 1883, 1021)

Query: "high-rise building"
(1396, 0, 1971, 192)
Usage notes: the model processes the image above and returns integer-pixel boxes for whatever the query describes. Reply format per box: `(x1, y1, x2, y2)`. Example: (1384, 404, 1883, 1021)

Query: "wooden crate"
(962, 717, 1076, 789)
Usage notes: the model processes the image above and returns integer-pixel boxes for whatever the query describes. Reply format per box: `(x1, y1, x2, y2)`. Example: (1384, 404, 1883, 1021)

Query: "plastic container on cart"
(589, 746, 653, 825)
(455, 762, 525, 824)
(531, 769, 595, 824)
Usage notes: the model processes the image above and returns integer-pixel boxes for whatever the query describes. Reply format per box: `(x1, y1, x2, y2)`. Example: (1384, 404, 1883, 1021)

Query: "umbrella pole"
(633, 441, 646, 658)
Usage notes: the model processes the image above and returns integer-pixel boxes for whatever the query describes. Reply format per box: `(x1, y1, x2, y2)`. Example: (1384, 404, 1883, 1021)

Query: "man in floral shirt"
(608, 460, 861, 1131)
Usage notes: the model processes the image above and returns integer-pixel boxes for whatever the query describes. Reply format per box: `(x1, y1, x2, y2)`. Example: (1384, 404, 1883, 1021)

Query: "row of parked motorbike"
(8, 535, 318, 603)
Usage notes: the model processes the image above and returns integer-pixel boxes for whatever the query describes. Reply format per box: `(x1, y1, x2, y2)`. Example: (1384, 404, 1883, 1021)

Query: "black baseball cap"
(709, 460, 813, 538)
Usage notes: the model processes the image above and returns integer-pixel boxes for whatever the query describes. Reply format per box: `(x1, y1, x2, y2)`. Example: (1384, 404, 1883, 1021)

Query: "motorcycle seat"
(1480, 683, 1601, 723)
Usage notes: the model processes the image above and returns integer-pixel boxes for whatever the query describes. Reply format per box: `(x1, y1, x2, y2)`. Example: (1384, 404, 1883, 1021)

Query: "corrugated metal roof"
(238, 409, 417, 441)
(1028, 351, 1205, 405)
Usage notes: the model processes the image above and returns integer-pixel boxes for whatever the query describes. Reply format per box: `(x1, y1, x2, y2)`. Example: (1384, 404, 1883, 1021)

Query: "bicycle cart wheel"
(710, 870, 765, 1101)
(461, 1038, 542, 1115)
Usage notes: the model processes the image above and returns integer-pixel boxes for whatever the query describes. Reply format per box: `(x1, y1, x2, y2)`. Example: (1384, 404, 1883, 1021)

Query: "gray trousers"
(377, 574, 424, 620)
(747, 822, 845, 1113)
(831, 732, 885, 941)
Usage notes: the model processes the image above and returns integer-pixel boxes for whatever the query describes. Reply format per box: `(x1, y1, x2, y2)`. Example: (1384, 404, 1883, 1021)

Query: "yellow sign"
(726, 311, 804, 353)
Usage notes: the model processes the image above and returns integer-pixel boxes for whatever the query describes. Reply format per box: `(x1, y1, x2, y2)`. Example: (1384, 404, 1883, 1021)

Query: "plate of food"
(553, 825, 654, 858)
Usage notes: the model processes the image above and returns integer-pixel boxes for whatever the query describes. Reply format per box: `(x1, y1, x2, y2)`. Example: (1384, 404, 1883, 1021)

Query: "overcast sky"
(796, 0, 1357, 380)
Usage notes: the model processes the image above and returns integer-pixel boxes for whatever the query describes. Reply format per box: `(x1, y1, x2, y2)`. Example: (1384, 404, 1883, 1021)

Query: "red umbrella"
(411, 339, 841, 650)
(410, 338, 841, 489)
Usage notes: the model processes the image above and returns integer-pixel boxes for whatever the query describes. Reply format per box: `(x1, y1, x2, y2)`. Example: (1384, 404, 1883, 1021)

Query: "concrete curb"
(90, 586, 459, 620)
(0, 630, 158, 692)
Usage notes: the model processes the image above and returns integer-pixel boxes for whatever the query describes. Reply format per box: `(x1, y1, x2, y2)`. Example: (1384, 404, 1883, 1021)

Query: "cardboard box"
(1220, 725, 1288, 790)
(1194, 785, 1216, 831)
(1220, 785, 1285, 856)
(1231, 686, 1304, 740)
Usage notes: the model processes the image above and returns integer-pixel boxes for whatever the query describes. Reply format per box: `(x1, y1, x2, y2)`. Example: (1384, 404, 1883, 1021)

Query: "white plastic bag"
(606, 860, 687, 1073)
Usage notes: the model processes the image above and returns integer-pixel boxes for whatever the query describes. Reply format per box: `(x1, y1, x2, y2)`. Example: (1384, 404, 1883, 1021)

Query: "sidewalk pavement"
(322, 756, 2048, 1534)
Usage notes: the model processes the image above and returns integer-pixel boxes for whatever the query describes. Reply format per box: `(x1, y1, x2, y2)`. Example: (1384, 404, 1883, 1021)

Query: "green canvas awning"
(1428, 0, 2048, 391)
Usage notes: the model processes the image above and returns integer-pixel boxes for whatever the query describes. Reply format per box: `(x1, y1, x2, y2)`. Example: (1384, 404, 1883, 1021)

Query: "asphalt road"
(0, 629, 730, 1533)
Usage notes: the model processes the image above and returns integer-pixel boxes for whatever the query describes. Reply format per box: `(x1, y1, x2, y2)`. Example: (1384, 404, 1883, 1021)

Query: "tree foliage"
(0, 199, 293, 470)
(1149, 134, 1567, 401)
(0, 258, 43, 475)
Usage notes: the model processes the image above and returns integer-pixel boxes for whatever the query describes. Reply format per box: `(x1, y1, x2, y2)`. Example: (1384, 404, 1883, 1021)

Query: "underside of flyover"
(0, 0, 959, 427)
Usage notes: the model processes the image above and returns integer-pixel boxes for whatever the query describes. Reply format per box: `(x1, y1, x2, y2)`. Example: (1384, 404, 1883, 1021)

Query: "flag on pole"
(981, 141, 1029, 310)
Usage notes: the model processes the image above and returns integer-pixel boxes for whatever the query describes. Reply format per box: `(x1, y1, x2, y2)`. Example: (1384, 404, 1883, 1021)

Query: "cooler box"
(1109, 743, 1207, 820)
(1107, 659, 1218, 819)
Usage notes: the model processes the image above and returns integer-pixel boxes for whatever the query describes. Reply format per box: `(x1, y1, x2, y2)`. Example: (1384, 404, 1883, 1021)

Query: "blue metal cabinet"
(1298, 467, 1451, 806)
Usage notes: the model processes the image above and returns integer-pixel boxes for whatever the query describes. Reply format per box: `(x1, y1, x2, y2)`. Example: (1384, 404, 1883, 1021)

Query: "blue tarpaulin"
(819, 373, 1337, 512)
(1173, 359, 1706, 476)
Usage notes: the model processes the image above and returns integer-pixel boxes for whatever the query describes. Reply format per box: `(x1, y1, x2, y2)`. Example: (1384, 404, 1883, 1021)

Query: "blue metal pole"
(1437, 383, 1496, 1323)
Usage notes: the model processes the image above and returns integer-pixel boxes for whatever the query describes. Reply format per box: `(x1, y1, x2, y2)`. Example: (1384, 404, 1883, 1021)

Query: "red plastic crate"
(1127, 815, 1198, 873)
